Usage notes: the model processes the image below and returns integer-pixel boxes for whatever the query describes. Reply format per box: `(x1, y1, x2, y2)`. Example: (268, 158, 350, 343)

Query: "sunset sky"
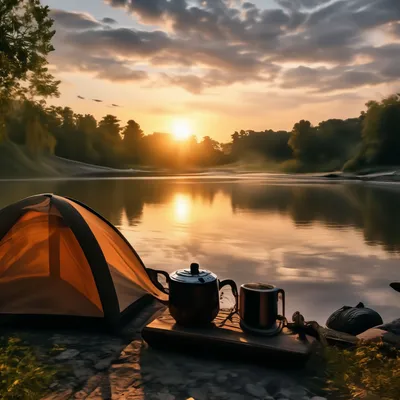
(42, 0, 400, 142)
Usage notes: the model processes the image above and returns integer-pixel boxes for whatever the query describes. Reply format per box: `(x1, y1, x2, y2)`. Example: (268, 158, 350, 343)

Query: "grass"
(323, 341, 400, 399)
(0, 141, 58, 178)
(0, 336, 60, 400)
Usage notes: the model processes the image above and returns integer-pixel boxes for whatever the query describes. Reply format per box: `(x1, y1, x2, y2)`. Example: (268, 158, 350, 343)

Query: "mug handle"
(148, 269, 170, 294)
(278, 288, 285, 318)
(219, 279, 239, 310)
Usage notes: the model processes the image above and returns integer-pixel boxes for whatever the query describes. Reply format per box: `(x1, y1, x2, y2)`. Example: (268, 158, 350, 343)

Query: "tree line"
(3, 100, 229, 168)
(3, 93, 400, 172)
(1, 1, 400, 172)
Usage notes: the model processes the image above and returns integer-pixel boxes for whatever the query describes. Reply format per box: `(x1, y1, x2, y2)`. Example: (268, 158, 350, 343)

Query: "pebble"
(5, 303, 318, 400)
(94, 356, 114, 371)
(245, 383, 267, 398)
(153, 393, 176, 400)
(55, 349, 80, 360)
(187, 387, 208, 400)
(265, 378, 282, 396)
(279, 386, 308, 400)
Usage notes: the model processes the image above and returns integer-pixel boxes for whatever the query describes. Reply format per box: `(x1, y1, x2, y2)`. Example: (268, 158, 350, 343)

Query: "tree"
(198, 136, 223, 166)
(0, 0, 60, 139)
(26, 116, 55, 156)
(96, 115, 122, 166)
(363, 95, 400, 165)
(345, 94, 400, 170)
(288, 120, 319, 163)
(74, 114, 98, 163)
(122, 120, 144, 164)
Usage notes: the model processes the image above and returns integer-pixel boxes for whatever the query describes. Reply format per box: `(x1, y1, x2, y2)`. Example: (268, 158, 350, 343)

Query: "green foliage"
(122, 119, 144, 164)
(1, 92, 400, 173)
(231, 129, 292, 162)
(0, 0, 59, 132)
(289, 120, 318, 163)
(324, 341, 400, 399)
(0, 336, 58, 400)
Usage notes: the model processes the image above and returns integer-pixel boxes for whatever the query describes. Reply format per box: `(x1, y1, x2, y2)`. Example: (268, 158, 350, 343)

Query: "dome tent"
(0, 194, 168, 330)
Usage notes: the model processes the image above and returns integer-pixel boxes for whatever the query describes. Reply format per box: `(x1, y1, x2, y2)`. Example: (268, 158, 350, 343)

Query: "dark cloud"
(101, 17, 117, 24)
(63, 27, 263, 74)
(163, 67, 274, 94)
(276, 0, 333, 9)
(50, 43, 148, 83)
(48, 0, 400, 93)
(50, 9, 102, 30)
(280, 64, 391, 92)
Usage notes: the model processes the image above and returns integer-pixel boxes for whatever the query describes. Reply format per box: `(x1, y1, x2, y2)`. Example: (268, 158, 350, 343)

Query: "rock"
(74, 390, 88, 399)
(222, 394, 245, 400)
(189, 371, 215, 379)
(158, 374, 183, 386)
(216, 374, 227, 384)
(278, 386, 308, 400)
(42, 389, 73, 400)
(154, 393, 176, 400)
(188, 387, 208, 400)
(265, 378, 282, 396)
(310, 397, 327, 400)
(54, 349, 80, 361)
(244, 383, 267, 398)
(73, 367, 93, 381)
(94, 357, 114, 371)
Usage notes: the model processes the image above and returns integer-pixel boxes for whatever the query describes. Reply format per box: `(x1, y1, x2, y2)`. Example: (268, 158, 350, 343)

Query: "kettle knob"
(190, 263, 200, 275)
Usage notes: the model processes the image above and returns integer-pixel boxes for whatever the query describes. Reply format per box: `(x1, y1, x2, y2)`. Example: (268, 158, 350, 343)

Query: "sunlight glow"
(173, 194, 192, 223)
(172, 119, 192, 141)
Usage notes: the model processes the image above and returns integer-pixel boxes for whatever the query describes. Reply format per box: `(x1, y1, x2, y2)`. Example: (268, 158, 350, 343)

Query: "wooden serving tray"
(142, 309, 314, 367)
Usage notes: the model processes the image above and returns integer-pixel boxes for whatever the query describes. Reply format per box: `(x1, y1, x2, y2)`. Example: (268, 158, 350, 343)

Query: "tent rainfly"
(0, 194, 168, 330)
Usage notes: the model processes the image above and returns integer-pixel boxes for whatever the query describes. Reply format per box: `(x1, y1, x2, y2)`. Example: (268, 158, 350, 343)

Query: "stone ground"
(2, 303, 330, 400)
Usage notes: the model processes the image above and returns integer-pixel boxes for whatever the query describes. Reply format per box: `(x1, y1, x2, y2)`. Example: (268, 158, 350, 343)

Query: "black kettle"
(154, 263, 238, 327)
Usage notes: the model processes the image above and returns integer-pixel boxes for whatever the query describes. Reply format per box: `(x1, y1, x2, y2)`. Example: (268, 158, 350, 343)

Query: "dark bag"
(326, 302, 383, 335)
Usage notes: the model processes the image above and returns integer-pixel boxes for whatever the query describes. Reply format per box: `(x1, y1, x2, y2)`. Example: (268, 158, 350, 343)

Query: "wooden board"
(142, 309, 314, 368)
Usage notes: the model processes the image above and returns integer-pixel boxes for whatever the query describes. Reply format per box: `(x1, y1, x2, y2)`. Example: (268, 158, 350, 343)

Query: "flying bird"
(92, 99, 103, 103)
(77, 95, 85, 100)
(111, 104, 120, 107)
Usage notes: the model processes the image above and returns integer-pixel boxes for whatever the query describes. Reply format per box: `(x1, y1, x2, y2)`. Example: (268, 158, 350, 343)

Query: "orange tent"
(0, 194, 168, 330)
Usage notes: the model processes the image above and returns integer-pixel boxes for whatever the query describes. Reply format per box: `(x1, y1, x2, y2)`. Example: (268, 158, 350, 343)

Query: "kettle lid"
(170, 263, 217, 284)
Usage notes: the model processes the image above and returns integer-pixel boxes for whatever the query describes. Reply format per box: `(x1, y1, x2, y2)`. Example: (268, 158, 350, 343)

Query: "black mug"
(239, 283, 285, 330)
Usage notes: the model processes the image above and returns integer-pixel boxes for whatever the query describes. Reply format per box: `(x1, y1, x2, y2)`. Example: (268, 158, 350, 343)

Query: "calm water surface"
(1, 178, 399, 324)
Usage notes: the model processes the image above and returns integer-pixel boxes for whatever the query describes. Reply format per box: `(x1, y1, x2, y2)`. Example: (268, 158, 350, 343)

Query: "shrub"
(324, 341, 400, 399)
(0, 336, 58, 400)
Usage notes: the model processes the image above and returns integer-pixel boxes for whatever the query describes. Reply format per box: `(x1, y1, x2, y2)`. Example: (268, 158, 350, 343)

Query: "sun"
(172, 119, 192, 141)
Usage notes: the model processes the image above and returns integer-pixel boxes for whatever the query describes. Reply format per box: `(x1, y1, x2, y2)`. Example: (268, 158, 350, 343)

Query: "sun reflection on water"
(173, 193, 192, 223)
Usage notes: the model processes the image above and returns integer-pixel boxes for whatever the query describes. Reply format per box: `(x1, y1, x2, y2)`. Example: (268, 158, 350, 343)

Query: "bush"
(324, 341, 400, 399)
(0, 336, 58, 400)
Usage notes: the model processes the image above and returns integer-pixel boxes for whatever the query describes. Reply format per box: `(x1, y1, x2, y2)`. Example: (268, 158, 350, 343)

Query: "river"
(0, 177, 399, 324)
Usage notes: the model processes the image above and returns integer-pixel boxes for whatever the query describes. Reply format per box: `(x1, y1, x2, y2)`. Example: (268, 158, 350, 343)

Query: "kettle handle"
(277, 288, 285, 318)
(148, 269, 170, 294)
(219, 279, 239, 310)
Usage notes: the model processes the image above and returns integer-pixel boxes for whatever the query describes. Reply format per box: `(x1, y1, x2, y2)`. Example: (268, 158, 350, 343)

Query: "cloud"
(280, 64, 394, 92)
(276, 0, 333, 10)
(162, 67, 276, 94)
(101, 17, 118, 24)
(50, 9, 103, 30)
(47, 1, 400, 93)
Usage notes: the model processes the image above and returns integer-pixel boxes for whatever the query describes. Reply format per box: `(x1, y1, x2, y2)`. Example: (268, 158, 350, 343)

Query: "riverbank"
(2, 141, 400, 184)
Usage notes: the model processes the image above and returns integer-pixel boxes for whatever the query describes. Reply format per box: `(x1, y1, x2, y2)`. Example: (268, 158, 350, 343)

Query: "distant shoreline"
(2, 142, 400, 183)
